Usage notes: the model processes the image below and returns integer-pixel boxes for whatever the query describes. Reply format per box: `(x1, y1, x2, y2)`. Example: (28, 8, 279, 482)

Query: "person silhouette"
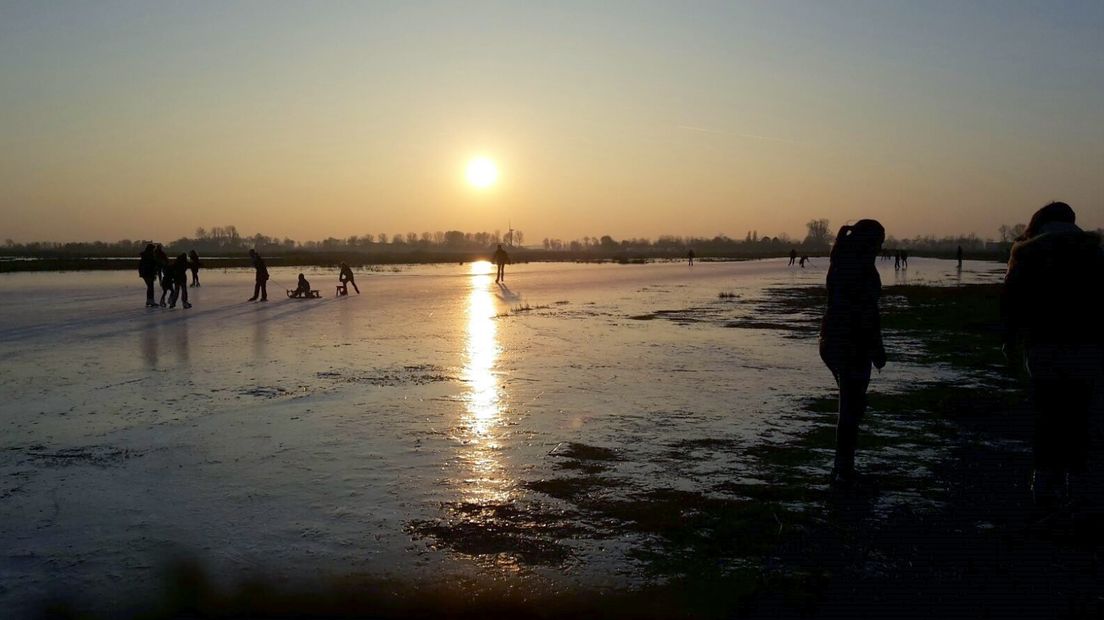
(799, 255, 810, 268)
(167, 253, 192, 309)
(1002, 202, 1104, 506)
(290, 273, 311, 298)
(900, 249, 909, 269)
(493, 244, 509, 283)
(893, 250, 901, 271)
(687, 248, 695, 267)
(819, 219, 887, 487)
(155, 244, 173, 307)
(139, 243, 159, 307)
(339, 262, 359, 294)
(789, 248, 798, 266)
(188, 250, 202, 287)
(956, 245, 963, 270)
(248, 249, 269, 302)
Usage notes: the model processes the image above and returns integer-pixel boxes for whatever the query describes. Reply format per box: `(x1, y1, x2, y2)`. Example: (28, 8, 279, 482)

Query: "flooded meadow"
(0, 258, 1011, 615)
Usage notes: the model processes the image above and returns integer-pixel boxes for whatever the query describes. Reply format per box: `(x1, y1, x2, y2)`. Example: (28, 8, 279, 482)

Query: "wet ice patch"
(317, 365, 454, 387)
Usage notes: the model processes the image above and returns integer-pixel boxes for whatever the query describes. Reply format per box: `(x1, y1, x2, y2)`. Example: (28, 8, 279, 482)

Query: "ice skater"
(819, 219, 887, 488)
(1002, 202, 1104, 507)
(167, 253, 192, 309)
(493, 244, 509, 283)
(338, 262, 359, 295)
(139, 243, 159, 307)
(155, 244, 173, 307)
(956, 245, 963, 270)
(248, 249, 269, 302)
(799, 255, 810, 268)
(189, 250, 202, 286)
(687, 248, 695, 267)
(789, 248, 798, 266)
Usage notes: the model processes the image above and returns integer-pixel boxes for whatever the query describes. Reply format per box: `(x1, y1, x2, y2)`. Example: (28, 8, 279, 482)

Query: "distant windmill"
(505, 220, 515, 247)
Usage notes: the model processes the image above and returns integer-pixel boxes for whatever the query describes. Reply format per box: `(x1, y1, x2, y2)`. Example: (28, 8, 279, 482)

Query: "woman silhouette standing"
(820, 220, 887, 487)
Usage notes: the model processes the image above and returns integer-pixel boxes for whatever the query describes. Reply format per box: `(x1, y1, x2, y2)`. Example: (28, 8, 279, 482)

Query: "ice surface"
(0, 257, 1002, 614)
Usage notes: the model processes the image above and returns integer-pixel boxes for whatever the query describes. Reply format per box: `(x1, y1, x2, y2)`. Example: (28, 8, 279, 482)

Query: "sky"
(1, 0, 1102, 243)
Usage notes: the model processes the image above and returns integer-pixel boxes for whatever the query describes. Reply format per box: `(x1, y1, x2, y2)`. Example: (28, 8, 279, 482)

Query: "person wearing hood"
(1002, 201, 1104, 506)
(138, 243, 159, 307)
(819, 219, 887, 487)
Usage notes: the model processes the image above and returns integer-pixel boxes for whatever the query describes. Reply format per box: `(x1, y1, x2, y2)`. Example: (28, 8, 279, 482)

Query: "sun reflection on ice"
(459, 261, 510, 504)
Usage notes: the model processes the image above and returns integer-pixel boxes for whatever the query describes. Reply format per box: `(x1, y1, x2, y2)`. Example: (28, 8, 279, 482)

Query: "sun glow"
(465, 157, 499, 188)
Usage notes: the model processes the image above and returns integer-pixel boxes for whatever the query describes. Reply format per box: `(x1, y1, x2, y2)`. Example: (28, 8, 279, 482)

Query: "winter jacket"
(138, 250, 159, 279)
(1002, 221, 1104, 350)
(820, 258, 885, 375)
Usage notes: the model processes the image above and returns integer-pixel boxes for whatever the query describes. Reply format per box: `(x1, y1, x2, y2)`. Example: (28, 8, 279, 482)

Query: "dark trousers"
(833, 368, 871, 476)
(252, 280, 268, 300)
(1032, 379, 1093, 472)
(496, 264, 505, 282)
(169, 279, 188, 306)
(143, 277, 156, 304)
(343, 278, 359, 294)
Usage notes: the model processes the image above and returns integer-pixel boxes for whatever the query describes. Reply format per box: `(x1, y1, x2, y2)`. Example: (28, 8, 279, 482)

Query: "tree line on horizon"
(4, 219, 1091, 260)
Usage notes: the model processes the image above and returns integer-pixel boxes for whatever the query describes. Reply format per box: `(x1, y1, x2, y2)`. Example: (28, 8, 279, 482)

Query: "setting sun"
(465, 157, 499, 189)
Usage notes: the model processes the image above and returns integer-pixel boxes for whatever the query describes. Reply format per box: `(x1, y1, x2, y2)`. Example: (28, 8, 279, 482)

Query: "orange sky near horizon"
(1, 2, 1101, 244)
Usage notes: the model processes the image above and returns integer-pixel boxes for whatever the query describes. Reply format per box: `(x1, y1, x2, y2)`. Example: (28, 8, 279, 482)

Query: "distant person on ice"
(338, 262, 359, 295)
(799, 255, 809, 268)
(1002, 201, 1104, 507)
(789, 248, 798, 266)
(819, 219, 887, 488)
(493, 244, 509, 283)
(155, 244, 173, 307)
(248, 249, 269, 302)
(168, 253, 192, 309)
(139, 243, 159, 307)
(188, 250, 202, 287)
(291, 273, 311, 298)
(687, 248, 695, 266)
(956, 245, 964, 270)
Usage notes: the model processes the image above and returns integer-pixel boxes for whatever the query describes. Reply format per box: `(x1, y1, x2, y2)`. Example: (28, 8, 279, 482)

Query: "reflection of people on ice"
(248, 249, 269, 302)
(493, 244, 509, 283)
(338, 262, 359, 295)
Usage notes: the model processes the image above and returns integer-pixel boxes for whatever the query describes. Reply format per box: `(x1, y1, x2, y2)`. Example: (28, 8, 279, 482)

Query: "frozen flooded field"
(0, 258, 1002, 614)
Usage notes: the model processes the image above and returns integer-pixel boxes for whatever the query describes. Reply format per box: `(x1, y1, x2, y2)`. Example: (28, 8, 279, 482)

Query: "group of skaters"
(787, 248, 810, 267)
(825, 201, 1103, 510)
(137, 208, 1101, 507)
(138, 244, 201, 309)
(138, 246, 362, 307)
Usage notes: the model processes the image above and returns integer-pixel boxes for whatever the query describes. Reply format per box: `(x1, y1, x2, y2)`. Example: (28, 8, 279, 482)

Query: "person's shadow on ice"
(495, 282, 521, 302)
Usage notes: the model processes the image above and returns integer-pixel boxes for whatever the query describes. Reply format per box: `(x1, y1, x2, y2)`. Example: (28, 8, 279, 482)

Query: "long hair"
(1020, 201, 1075, 241)
(829, 219, 885, 263)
